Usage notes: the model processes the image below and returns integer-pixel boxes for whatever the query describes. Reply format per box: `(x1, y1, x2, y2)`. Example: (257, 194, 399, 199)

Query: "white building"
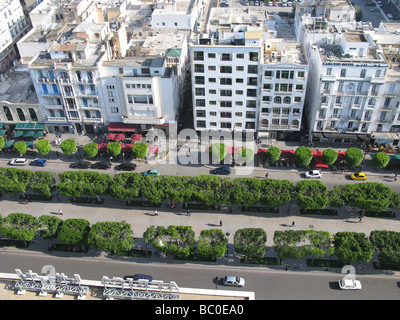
(0, 0, 30, 73)
(190, 7, 307, 139)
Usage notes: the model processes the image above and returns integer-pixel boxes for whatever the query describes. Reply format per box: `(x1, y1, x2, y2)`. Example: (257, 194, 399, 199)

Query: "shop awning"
(14, 131, 24, 137)
(23, 131, 35, 138)
(108, 122, 136, 132)
(0, 123, 4, 129)
(0, 129, 6, 136)
(4, 140, 14, 148)
(131, 134, 142, 141)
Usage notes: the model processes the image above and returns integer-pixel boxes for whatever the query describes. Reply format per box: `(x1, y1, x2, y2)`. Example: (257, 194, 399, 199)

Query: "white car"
(8, 158, 28, 166)
(339, 279, 362, 290)
(223, 276, 245, 287)
(305, 170, 322, 179)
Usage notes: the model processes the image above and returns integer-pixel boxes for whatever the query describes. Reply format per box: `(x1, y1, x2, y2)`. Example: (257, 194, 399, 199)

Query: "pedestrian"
(59, 209, 63, 215)
(265, 172, 269, 179)
(220, 220, 223, 227)
(285, 265, 289, 271)
(154, 210, 158, 216)
(358, 215, 363, 223)
(291, 221, 295, 227)
(395, 174, 398, 181)
(25, 198, 29, 205)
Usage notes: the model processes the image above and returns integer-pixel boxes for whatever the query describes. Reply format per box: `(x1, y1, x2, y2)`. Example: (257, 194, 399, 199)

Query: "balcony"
(82, 117, 104, 123)
(36, 77, 56, 84)
(46, 116, 67, 122)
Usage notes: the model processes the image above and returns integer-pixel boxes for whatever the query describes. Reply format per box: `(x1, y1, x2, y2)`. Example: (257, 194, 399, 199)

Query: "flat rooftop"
(0, 71, 38, 104)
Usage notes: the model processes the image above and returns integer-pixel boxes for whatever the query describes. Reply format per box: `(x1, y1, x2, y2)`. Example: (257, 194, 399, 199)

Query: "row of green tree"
(0, 137, 149, 159)
(1, 167, 399, 213)
(1, 213, 398, 266)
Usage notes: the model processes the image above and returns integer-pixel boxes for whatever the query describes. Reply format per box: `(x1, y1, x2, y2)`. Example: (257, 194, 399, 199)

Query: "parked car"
(143, 169, 160, 176)
(305, 169, 322, 179)
(387, 13, 393, 19)
(370, 7, 380, 11)
(212, 166, 231, 175)
(70, 161, 91, 169)
(91, 161, 112, 170)
(223, 276, 245, 287)
(350, 172, 367, 180)
(338, 279, 362, 290)
(268, 1, 273, 5)
(287, 1, 292, 5)
(30, 159, 48, 167)
(115, 163, 137, 171)
(123, 274, 154, 282)
(244, 0, 249, 4)
(8, 158, 28, 166)
(376, 0, 382, 6)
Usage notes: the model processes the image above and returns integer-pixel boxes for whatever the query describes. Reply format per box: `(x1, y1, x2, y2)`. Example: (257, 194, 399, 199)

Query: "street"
(1, 250, 400, 300)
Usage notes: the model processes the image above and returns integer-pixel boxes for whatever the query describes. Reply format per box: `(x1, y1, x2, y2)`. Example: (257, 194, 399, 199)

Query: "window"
(264, 70, 273, 77)
(247, 65, 258, 74)
(294, 97, 302, 103)
(221, 112, 232, 118)
(208, 66, 216, 71)
(297, 71, 305, 78)
(195, 88, 205, 96)
(326, 68, 332, 76)
(221, 122, 232, 128)
(247, 89, 257, 97)
(119, 68, 123, 74)
(194, 64, 204, 73)
(196, 99, 206, 107)
(141, 68, 150, 75)
(340, 68, 347, 77)
(16, 108, 26, 121)
(220, 78, 232, 85)
(236, 90, 243, 95)
(111, 106, 119, 113)
(220, 66, 232, 73)
(29, 108, 38, 122)
(195, 76, 205, 84)
(249, 52, 258, 61)
(283, 96, 291, 104)
(360, 69, 366, 78)
(246, 100, 257, 108)
(236, 66, 244, 71)
(246, 111, 255, 118)
(220, 101, 232, 107)
(274, 96, 282, 104)
(210, 111, 217, 116)
(196, 110, 206, 117)
(236, 78, 244, 83)
(208, 53, 216, 58)
(247, 77, 257, 86)
(208, 78, 216, 83)
(194, 51, 204, 60)
(295, 84, 304, 90)
(196, 120, 206, 128)
(236, 53, 244, 59)
(220, 90, 232, 96)
(221, 53, 232, 61)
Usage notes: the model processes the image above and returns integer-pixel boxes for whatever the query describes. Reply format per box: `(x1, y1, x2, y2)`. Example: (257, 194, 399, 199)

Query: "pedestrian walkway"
(1, 193, 400, 278)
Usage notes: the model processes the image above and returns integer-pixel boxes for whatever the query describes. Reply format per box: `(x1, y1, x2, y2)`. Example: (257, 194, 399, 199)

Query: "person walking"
(220, 220, 223, 227)
(358, 215, 363, 223)
(187, 210, 191, 216)
(291, 221, 295, 227)
(154, 209, 158, 216)
(59, 209, 63, 215)
(25, 198, 29, 205)
(395, 174, 398, 181)
(265, 172, 269, 179)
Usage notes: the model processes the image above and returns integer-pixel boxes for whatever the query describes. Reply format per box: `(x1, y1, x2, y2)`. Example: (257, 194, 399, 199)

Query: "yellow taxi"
(350, 172, 367, 180)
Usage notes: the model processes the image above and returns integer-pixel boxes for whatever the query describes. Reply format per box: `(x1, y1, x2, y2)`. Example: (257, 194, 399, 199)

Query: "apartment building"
(190, 7, 307, 139)
(0, 0, 30, 73)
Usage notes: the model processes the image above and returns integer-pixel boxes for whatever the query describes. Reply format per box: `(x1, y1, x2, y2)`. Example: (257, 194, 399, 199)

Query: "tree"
(0, 136, 5, 151)
(266, 147, 281, 164)
(38, 215, 63, 239)
(234, 228, 267, 263)
(60, 139, 77, 155)
(370, 230, 400, 267)
(88, 221, 134, 253)
(35, 139, 51, 156)
(84, 142, 98, 159)
(260, 179, 294, 208)
(151, 225, 196, 259)
(0, 168, 32, 195)
(107, 142, 122, 158)
(345, 147, 364, 168)
(334, 232, 374, 263)
(296, 180, 329, 209)
(209, 142, 227, 163)
(109, 172, 143, 203)
(354, 5, 363, 21)
(197, 229, 228, 259)
(29, 171, 56, 196)
(322, 148, 338, 166)
(294, 146, 313, 167)
(131, 142, 148, 159)
(372, 152, 390, 169)
(0, 213, 38, 246)
(58, 218, 91, 246)
(237, 147, 254, 164)
(143, 225, 157, 257)
(13, 141, 27, 155)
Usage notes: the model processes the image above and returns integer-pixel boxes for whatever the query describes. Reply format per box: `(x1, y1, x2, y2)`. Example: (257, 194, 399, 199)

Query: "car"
(376, 0, 382, 5)
(305, 170, 322, 179)
(350, 172, 367, 180)
(287, 1, 292, 5)
(30, 159, 48, 167)
(143, 169, 160, 176)
(212, 166, 231, 175)
(115, 163, 137, 171)
(70, 160, 91, 169)
(244, 0, 249, 4)
(268, 1, 273, 5)
(91, 161, 112, 170)
(220, 2, 229, 6)
(387, 13, 393, 19)
(366, 2, 376, 5)
(123, 274, 154, 282)
(254, 0, 259, 5)
(223, 276, 245, 287)
(8, 158, 28, 166)
(338, 279, 362, 290)
(370, 7, 380, 11)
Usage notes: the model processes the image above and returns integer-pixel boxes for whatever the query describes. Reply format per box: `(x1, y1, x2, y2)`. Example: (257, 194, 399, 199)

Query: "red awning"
(115, 134, 125, 141)
(108, 122, 136, 132)
(98, 143, 109, 150)
(148, 145, 159, 153)
(337, 152, 346, 161)
(281, 150, 295, 157)
(131, 134, 142, 141)
(107, 133, 116, 140)
(315, 158, 329, 168)
(123, 144, 133, 150)
(312, 150, 323, 157)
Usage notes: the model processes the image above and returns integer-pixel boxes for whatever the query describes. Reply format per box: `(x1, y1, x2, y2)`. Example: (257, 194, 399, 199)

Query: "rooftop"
(0, 70, 38, 104)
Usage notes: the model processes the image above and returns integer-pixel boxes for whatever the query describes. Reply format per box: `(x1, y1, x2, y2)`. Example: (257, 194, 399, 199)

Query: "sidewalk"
(2, 193, 400, 278)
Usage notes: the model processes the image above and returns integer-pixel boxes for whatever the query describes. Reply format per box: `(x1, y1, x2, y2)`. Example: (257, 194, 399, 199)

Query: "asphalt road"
(1, 250, 400, 300)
